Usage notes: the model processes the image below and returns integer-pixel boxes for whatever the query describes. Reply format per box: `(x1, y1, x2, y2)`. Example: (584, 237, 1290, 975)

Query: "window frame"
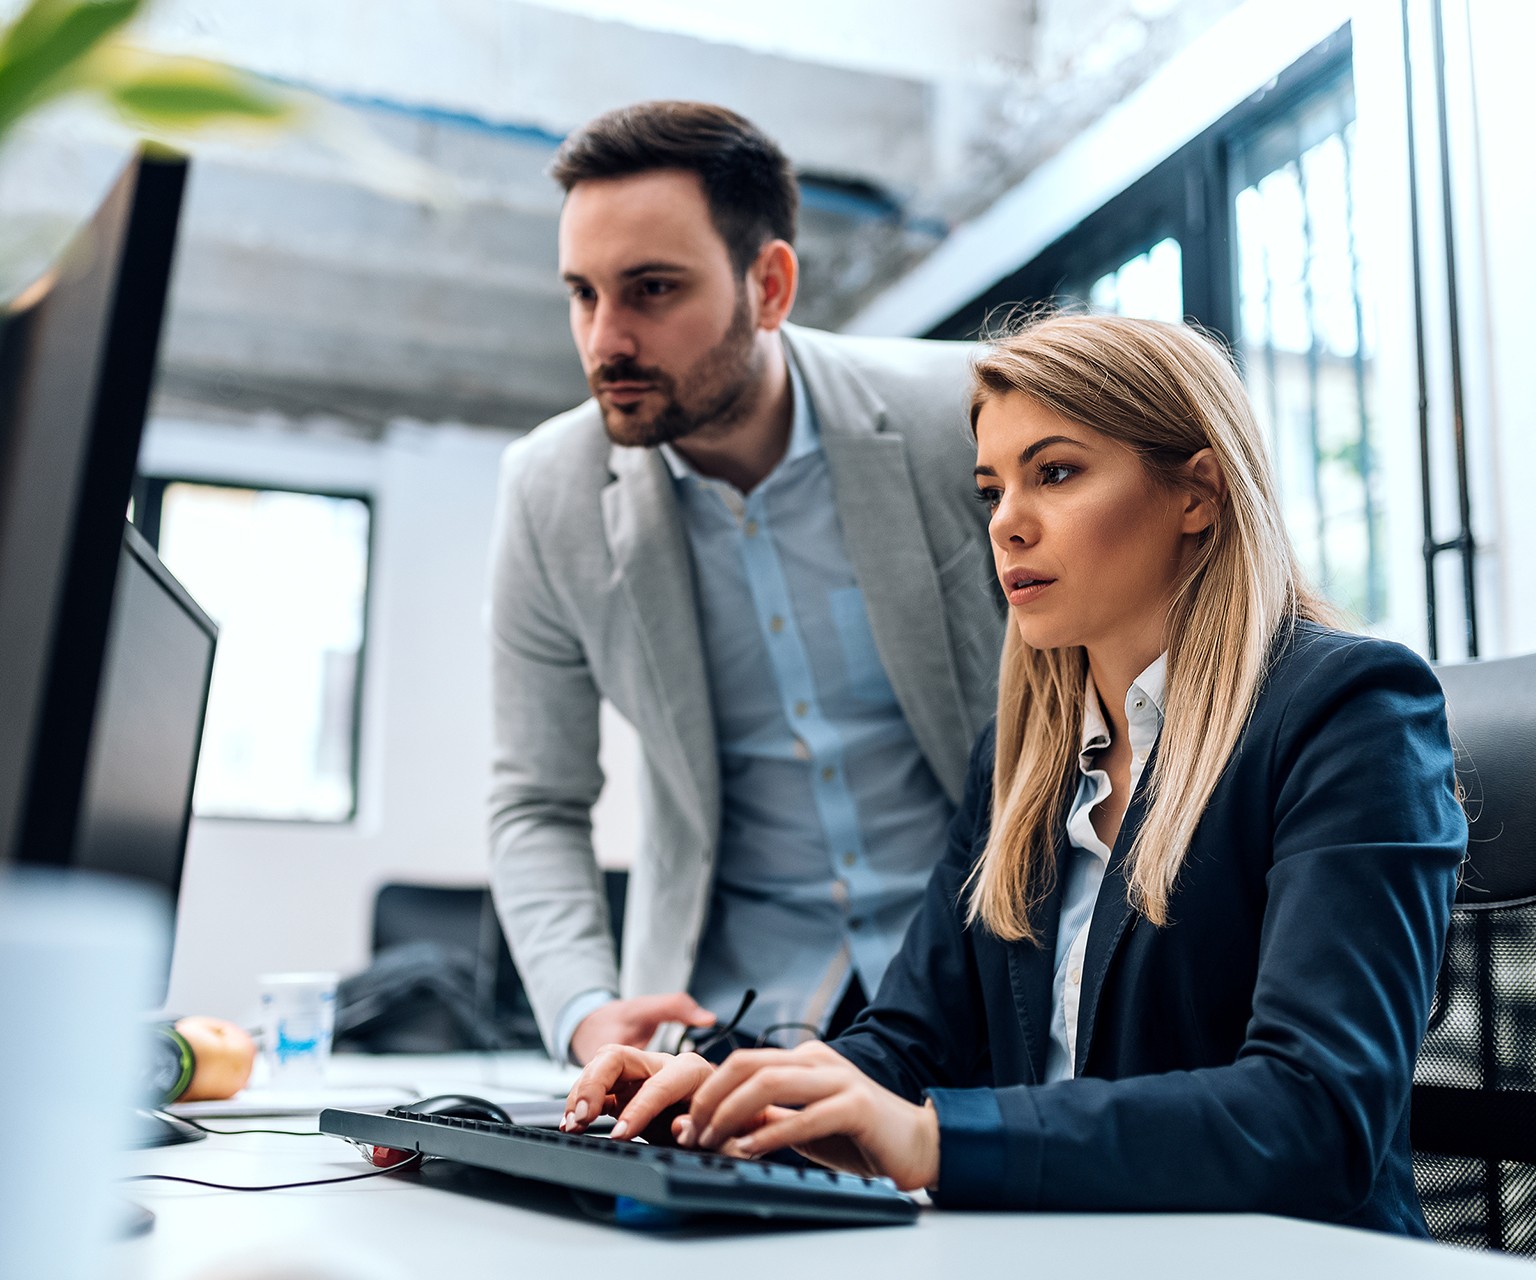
(924, 27, 1355, 350)
(129, 472, 376, 826)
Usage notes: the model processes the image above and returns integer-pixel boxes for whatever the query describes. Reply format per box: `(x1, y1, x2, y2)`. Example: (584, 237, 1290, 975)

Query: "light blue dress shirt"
(553, 356, 954, 1059)
(1044, 654, 1167, 1082)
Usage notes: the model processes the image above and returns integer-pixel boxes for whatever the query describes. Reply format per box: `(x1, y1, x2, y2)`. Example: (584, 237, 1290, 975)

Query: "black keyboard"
(319, 1105, 919, 1226)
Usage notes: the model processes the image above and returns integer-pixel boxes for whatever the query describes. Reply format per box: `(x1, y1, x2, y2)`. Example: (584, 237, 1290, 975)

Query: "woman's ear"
(1180, 448, 1227, 536)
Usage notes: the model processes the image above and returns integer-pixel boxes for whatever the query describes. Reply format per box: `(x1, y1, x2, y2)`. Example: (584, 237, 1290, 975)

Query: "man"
(488, 100, 1002, 1066)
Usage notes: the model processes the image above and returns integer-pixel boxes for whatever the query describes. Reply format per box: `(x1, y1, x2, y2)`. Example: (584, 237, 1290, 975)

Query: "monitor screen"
(0, 150, 187, 870)
(73, 525, 216, 922)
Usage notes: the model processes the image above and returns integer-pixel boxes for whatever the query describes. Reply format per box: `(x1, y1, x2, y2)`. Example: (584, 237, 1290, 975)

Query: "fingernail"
(610, 1120, 629, 1140)
(736, 1137, 757, 1154)
(677, 1117, 696, 1147)
(562, 1112, 573, 1131)
(700, 1126, 717, 1148)
(574, 1099, 588, 1122)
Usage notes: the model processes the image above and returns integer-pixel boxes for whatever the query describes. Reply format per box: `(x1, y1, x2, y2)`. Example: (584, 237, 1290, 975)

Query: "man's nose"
(585, 298, 638, 367)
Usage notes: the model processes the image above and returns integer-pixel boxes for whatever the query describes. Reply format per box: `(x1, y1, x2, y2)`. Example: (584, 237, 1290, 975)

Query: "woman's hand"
(682, 1041, 940, 1191)
(562, 1045, 716, 1144)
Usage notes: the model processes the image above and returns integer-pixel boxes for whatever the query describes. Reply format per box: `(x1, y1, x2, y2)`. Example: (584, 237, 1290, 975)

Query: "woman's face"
(973, 392, 1211, 668)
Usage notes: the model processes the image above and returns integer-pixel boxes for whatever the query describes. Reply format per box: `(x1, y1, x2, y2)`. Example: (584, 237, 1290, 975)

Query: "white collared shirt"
(1043, 653, 1167, 1082)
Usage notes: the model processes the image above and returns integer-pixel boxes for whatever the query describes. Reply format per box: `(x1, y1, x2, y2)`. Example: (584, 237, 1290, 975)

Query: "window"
(132, 478, 372, 822)
(926, 29, 1414, 634)
(1231, 77, 1382, 623)
(1087, 237, 1185, 324)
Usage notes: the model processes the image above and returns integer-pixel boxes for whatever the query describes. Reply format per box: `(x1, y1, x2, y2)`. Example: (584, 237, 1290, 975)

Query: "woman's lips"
(1002, 571, 1056, 606)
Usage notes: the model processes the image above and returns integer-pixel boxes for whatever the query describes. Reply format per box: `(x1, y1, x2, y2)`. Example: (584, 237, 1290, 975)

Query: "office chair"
(336, 875, 628, 1054)
(1412, 651, 1536, 1254)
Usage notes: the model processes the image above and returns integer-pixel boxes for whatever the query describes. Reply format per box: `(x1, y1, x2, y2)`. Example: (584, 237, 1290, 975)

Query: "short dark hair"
(550, 100, 799, 275)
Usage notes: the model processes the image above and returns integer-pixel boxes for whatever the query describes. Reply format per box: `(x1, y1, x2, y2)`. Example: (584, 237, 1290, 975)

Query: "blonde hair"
(965, 313, 1336, 942)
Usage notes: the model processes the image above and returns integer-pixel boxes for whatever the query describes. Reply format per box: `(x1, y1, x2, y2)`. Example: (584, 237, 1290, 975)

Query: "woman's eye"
(1038, 462, 1074, 486)
(973, 487, 1002, 511)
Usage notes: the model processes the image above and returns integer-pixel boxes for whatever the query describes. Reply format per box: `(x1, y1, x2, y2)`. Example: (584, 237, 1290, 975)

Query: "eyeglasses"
(673, 988, 825, 1058)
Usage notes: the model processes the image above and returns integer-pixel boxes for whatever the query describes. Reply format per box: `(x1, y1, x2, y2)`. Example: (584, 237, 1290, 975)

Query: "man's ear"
(750, 239, 798, 331)
(1180, 448, 1227, 536)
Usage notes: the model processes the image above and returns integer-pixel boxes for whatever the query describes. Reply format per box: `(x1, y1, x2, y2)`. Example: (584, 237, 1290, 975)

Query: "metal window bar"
(1341, 120, 1384, 621)
(1430, 0, 1479, 657)
(1292, 148, 1331, 590)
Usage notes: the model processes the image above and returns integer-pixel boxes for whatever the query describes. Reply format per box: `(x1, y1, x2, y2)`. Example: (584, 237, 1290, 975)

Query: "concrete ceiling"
(0, 0, 1244, 436)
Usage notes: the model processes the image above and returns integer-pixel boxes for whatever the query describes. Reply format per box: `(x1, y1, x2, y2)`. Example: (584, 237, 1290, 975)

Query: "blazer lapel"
(787, 328, 974, 804)
(1073, 743, 1159, 1075)
(601, 444, 720, 847)
(1005, 838, 1068, 1085)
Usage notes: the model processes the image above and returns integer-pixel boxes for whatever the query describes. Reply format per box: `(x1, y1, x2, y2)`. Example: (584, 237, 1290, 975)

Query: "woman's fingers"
(726, 1095, 859, 1158)
(694, 1063, 852, 1148)
(688, 1046, 803, 1134)
(562, 1045, 668, 1132)
(609, 1053, 715, 1140)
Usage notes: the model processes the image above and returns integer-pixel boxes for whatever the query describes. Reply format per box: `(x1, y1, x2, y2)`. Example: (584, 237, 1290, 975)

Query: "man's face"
(558, 170, 766, 447)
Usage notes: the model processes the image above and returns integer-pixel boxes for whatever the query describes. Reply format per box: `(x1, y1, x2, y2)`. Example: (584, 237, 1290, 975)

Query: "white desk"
(110, 1053, 1529, 1280)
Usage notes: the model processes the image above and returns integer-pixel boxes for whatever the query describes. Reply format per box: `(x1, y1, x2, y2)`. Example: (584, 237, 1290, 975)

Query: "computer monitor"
(0, 149, 188, 871)
(72, 523, 218, 977)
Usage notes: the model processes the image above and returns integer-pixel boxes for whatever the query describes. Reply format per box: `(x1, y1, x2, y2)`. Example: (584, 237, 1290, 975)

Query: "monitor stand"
(113, 1197, 156, 1238)
(114, 1109, 207, 1240)
(127, 1107, 207, 1148)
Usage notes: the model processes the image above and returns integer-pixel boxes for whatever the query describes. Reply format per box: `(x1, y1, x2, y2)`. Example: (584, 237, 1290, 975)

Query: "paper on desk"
(168, 1087, 571, 1126)
(168, 1083, 419, 1117)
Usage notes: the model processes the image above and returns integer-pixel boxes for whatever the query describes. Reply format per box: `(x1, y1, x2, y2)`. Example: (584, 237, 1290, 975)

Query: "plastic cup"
(258, 971, 338, 1086)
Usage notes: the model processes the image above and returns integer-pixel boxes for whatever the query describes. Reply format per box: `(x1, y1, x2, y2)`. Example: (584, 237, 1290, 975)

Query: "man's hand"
(569, 992, 715, 1066)
(174, 1015, 256, 1101)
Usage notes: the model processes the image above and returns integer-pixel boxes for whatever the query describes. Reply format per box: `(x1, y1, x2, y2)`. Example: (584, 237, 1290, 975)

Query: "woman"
(561, 314, 1466, 1234)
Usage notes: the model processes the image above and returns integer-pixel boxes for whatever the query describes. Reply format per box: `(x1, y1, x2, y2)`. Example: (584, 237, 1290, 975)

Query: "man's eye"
(638, 279, 674, 297)
(568, 285, 595, 303)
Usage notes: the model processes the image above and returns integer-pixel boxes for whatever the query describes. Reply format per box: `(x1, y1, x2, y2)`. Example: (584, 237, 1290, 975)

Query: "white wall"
(1460, 1, 1536, 658)
(142, 416, 640, 1020)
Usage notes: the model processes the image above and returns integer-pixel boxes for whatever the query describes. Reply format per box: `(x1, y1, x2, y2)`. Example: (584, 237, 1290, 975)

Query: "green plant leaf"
(0, 0, 143, 135)
(75, 45, 301, 133)
(106, 73, 295, 129)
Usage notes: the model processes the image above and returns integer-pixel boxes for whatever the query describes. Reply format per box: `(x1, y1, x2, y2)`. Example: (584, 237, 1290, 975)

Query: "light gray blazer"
(486, 324, 1004, 1050)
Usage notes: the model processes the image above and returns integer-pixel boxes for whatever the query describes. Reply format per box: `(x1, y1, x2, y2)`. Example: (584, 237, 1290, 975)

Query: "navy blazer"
(832, 623, 1465, 1234)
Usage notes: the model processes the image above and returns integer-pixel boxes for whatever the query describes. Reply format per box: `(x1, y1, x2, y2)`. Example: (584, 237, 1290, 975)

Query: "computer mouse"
(357, 1094, 513, 1168)
(405, 1093, 513, 1125)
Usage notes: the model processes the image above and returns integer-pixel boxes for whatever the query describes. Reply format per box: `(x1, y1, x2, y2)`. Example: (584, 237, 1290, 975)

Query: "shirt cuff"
(553, 988, 619, 1066)
(925, 1086, 1042, 1209)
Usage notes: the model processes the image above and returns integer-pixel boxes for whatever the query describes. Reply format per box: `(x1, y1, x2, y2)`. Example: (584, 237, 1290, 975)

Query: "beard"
(591, 289, 763, 449)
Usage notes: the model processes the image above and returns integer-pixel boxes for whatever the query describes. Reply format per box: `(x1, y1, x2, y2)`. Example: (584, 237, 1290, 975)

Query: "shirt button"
(842, 851, 857, 868)
(794, 701, 808, 717)
(821, 766, 836, 783)
(849, 917, 864, 932)
(1069, 966, 1082, 985)
(1133, 699, 1146, 711)
(744, 519, 759, 537)
(770, 615, 784, 634)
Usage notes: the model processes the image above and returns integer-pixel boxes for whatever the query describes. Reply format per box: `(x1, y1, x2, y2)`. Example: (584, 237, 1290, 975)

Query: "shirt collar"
(1078, 652, 1169, 769)
(659, 342, 818, 485)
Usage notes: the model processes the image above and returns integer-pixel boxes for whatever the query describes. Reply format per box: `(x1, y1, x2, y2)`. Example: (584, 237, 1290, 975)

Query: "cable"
(164, 1113, 327, 1138)
(121, 1154, 423, 1193)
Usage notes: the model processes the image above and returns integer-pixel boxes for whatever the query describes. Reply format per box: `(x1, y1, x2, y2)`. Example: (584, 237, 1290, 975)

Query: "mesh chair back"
(1412, 652, 1536, 1253)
